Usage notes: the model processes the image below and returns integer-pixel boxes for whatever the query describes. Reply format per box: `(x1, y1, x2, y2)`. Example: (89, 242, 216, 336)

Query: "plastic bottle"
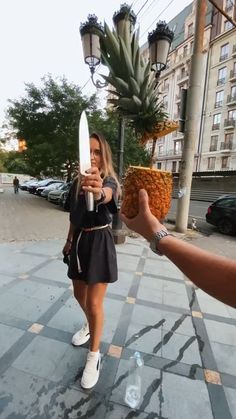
(124, 351, 143, 409)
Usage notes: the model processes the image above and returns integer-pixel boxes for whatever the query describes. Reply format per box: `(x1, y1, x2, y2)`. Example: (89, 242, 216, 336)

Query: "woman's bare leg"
(72, 280, 88, 321)
(86, 283, 108, 352)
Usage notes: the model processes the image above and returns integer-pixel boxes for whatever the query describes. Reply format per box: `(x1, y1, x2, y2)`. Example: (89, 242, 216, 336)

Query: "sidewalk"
(0, 237, 235, 418)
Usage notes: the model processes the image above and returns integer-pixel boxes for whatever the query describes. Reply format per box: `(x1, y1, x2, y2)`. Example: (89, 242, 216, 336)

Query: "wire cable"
(136, 0, 151, 17)
(140, 0, 176, 41)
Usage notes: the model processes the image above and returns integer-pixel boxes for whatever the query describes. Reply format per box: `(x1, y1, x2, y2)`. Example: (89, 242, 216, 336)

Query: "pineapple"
(100, 15, 177, 219)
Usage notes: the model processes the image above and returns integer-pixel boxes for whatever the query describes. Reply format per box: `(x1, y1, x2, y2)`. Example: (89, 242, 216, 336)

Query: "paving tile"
(103, 299, 124, 343)
(0, 274, 14, 287)
(0, 365, 101, 419)
(224, 387, 236, 419)
(162, 333, 202, 366)
(226, 306, 236, 320)
(110, 359, 162, 414)
(144, 258, 183, 280)
(8, 280, 65, 302)
(108, 345, 123, 358)
(117, 253, 140, 272)
(204, 319, 236, 346)
(34, 259, 69, 283)
(204, 369, 221, 385)
(28, 323, 44, 334)
(160, 372, 213, 419)
(0, 252, 47, 275)
(210, 341, 236, 376)
(0, 292, 53, 322)
(116, 243, 143, 256)
(192, 311, 203, 318)
(126, 297, 136, 304)
(47, 302, 84, 333)
(22, 239, 64, 256)
(108, 271, 134, 297)
(196, 289, 231, 318)
(125, 322, 162, 354)
(0, 324, 25, 358)
(163, 290, 190, 309)
(12, 335, 69, 379)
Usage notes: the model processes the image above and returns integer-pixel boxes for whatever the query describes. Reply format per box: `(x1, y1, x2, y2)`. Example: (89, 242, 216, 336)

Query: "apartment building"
(142, 0, 236, 173)
(199, 0, 236, 171)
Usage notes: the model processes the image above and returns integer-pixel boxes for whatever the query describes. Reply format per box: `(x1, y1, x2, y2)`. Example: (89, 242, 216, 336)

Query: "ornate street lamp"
(113, 3, 136, 35)
(80, 15, 106, 88)
(148, 21, 174, 80)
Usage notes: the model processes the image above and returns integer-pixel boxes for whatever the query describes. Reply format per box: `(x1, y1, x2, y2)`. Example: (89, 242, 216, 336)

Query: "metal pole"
(117, 116, 125, 182)
(175, 0, 207, 232)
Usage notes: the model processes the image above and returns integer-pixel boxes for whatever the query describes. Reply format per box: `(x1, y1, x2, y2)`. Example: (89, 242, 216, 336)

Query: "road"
(0, 186, 235, 259)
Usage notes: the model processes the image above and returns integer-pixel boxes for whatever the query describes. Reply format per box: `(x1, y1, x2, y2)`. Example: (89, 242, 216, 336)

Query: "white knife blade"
(78, 111, 94, 211)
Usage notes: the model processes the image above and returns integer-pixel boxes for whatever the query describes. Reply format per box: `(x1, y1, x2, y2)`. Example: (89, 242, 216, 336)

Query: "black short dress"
(67, 176, 118, 284)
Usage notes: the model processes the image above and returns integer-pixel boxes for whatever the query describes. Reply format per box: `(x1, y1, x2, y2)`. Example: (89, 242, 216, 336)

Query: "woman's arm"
(63, 222, 75, 256)
(81, 168, 113, 204)
(121, 189, 236, 308)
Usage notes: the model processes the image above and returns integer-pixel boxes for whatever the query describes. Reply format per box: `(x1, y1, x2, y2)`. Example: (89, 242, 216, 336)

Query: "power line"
(140, 0, 176, 41)
(136, 0, 151, 17)
(138, 0, 160, 20)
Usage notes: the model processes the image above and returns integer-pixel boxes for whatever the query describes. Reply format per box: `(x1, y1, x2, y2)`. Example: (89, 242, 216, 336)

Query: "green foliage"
(7, 75, 96, 179)
(1, 150, 29, 174)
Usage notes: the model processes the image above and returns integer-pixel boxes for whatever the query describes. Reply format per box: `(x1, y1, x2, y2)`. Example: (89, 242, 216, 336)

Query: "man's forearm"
(159, 236, 236, 308)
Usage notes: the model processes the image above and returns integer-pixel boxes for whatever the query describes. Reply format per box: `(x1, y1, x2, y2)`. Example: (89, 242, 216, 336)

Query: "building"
(199, 0, 236, 171)
(141, 0, 236, 172)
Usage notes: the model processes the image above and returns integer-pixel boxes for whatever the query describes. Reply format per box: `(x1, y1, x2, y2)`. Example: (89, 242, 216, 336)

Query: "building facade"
(141, 0, 236, 172)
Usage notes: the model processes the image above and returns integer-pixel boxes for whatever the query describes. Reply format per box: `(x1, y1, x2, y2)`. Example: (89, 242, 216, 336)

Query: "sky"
(0, 0, 193, 129)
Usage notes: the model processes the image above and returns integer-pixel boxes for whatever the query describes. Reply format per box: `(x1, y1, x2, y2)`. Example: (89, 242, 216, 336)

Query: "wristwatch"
(150, 230, 172, 256)
(95, 188, 106, 205)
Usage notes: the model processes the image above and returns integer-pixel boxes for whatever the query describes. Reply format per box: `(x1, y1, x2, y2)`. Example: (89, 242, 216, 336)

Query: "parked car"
(27, 180, 42, 193)
(19, 179, 35, 190)
(37, 181, 64, 197)
(206, 195, 236, 235)
(28, 179, 57, 194)
(58, 182, 73, 210)
(48, 182, 71, 205)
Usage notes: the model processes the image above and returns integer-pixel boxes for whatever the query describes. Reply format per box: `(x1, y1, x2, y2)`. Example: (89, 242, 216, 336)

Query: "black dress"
(67, 176, 118, 284)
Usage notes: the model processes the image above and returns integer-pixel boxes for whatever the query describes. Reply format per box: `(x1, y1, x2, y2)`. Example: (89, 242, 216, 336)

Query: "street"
(1, 186, 235, 260)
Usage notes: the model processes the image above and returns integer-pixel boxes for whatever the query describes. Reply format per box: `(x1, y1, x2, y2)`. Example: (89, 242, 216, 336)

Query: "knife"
(78, 111, 94, 211)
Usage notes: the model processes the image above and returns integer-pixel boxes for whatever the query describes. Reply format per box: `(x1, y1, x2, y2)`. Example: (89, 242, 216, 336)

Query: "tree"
(7, 75, 97, 180)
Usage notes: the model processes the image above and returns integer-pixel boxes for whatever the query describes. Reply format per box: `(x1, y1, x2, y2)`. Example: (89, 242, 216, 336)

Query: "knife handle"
(85, 191, 94, 212)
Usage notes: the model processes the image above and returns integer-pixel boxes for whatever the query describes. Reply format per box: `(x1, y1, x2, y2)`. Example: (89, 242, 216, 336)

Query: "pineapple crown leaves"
(100, 19, 168, 138)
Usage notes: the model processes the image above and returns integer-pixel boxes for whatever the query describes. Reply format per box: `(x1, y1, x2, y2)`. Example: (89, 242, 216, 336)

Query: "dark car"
(28, 179, 57, 194)
(206, 195, 236, 235)
(58, 182, 72, 211)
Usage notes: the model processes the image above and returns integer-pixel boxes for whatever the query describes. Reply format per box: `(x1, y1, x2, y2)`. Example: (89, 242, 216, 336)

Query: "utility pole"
(175, 0, 207, 233)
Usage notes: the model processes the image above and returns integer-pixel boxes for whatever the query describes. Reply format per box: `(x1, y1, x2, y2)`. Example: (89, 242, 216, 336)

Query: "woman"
(63, 132, 120, 390)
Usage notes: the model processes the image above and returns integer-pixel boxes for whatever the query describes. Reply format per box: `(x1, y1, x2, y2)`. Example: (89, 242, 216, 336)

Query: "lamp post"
(148, 21, 174, 82)
(80, 9, 173, 239)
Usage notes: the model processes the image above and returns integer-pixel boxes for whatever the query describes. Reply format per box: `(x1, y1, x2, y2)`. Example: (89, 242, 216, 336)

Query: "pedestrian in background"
(63, 132, 120, 389)
(13, 176, 19, 194)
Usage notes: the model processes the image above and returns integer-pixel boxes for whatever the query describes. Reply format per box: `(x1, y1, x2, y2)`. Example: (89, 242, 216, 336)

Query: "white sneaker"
(71, 323, 90, 346)
(81, 351, 101, 389)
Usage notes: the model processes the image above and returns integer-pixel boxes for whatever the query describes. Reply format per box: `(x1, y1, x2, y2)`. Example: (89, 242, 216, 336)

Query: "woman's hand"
(81, 167, 103, 200)
(62, 240, 72, 256)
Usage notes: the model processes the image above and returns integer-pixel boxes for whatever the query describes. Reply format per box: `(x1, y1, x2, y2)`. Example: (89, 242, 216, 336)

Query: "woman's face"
(90, 137, 102, 170)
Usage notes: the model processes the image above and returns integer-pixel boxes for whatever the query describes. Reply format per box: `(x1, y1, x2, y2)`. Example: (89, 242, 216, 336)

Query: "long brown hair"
(76, 132, 121, 198)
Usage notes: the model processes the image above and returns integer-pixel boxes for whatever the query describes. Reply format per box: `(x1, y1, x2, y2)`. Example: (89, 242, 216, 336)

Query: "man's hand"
(81, 167, 103, 200)
(121, 189, 166, 242)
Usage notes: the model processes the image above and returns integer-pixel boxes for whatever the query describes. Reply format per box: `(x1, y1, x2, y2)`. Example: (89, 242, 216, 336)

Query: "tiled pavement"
(0, 237, 235, 419)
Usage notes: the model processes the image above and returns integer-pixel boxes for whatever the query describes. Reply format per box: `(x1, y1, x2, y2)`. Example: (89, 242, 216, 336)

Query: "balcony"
(209, 145, 217, 152)
(219, 53, 229, 62)
(229, 69, 236, 82)
(233, 44, 236, 57)
(220, 140, 233, 150)
(224, 118, 235, 129)
(212, 123, 220, 130)
(217, 77, 226, 86)
(214, 100, 223, 108)
(227, 93, 236, 105)
(177, 71, 189, 83)
(225, 3, 233, 12)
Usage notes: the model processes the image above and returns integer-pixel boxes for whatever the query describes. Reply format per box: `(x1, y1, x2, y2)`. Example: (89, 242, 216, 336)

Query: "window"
(222, 133, 233, 150)
(190, 41, 194, 53)
(210, 135, 218, 151)
(174, 141, 181, 154)
(220, 43, 229, 61)
(158, 145, 163, 155)
(163, 95, 168, 109)
(157, 162, 162, 170)
(228, 109, 236, 120)
(225, 0, 233, 11)
(217, 67, 227, 85)
(163, 79, 169, 90)
(183, 45, 188, 57)
(208, 157, 216, 170)
(224, 20, 233, 31)
(212, 113, 221, 129)
(172, 161, 177, 172)
(188, 23, 193, 37)
(225, 133, 233, 143)
(215, 90, 224, 107)
(222, 156, 229, 169)
(231, 85, 236, 98)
